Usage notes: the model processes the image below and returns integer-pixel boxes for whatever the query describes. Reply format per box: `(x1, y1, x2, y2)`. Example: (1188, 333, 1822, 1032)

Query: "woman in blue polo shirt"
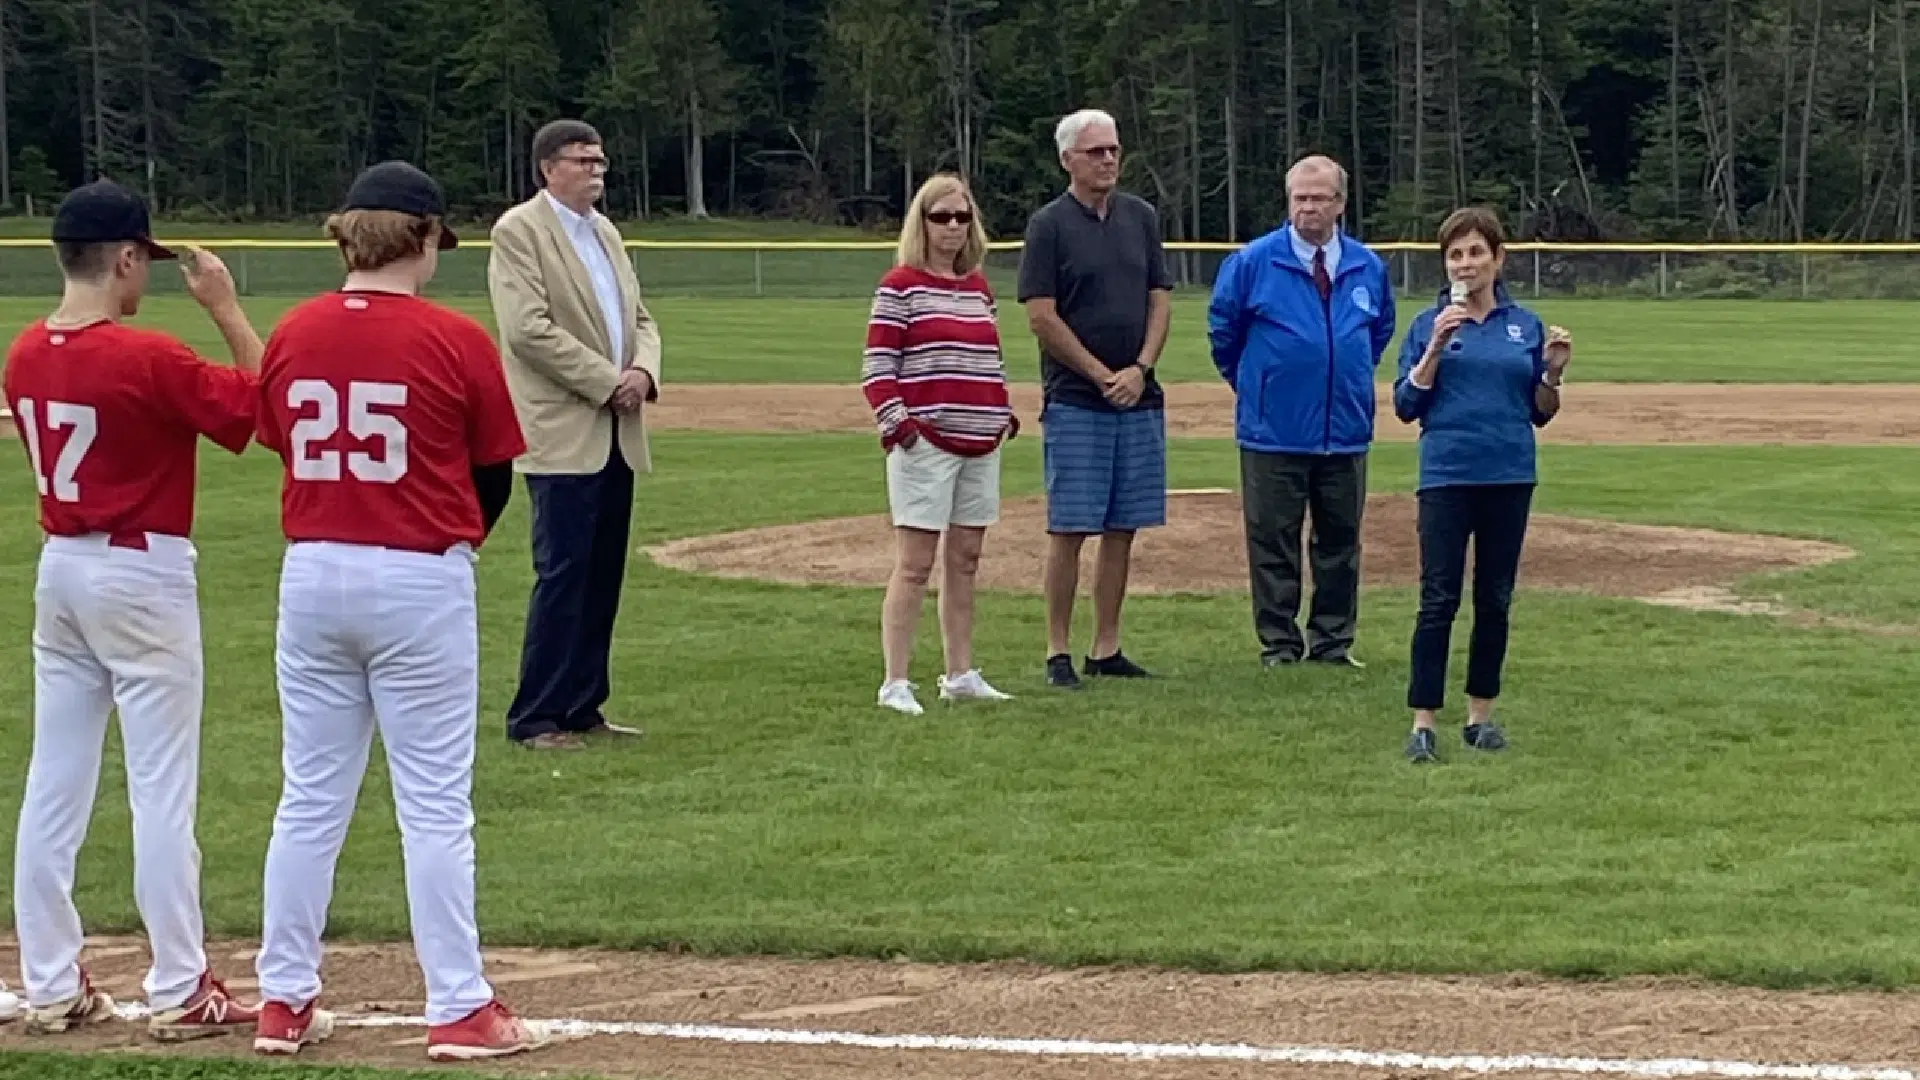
(1392, 207, 1573, 764)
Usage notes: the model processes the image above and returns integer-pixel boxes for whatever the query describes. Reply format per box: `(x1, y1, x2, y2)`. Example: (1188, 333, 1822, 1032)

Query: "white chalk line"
(105, 1002, 1914, 1079)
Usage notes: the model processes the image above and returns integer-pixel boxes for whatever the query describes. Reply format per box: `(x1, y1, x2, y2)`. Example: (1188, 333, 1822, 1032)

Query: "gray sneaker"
(1463, 722, 1507, 751)
(1405, 728, 1439, 764)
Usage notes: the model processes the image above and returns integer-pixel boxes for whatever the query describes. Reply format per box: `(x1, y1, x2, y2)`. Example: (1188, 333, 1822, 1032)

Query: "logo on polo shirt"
(1351, 285, 1373, 314)
(1507, 323, 1525, 342)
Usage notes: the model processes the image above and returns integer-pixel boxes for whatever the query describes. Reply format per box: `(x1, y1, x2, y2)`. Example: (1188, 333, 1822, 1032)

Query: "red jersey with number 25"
(255, 291, 526, 554)
(3, 320, 256, 540)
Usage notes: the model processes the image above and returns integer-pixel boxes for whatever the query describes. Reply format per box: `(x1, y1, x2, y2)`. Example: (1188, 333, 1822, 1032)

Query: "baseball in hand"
(1545, 324, 1573, 372)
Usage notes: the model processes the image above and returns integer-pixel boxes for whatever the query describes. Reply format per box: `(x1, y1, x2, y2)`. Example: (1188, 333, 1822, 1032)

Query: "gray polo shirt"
(1016, 190, 1173, 411)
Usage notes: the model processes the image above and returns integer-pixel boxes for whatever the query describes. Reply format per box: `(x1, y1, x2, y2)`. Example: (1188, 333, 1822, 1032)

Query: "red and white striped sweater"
(861, 265, 1017, 456)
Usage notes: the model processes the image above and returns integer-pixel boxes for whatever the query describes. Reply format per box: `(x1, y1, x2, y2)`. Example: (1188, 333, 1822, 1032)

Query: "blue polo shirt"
(1391, 283, 1554, 491)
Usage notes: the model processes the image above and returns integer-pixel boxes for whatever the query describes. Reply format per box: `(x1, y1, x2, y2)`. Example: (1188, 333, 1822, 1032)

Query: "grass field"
(1, 287, 1917, 1077)
(0, 294, 1916, 384)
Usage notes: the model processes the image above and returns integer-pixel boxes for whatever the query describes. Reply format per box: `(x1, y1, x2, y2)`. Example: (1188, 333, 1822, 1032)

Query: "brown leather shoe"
(518, 732, 585, 751)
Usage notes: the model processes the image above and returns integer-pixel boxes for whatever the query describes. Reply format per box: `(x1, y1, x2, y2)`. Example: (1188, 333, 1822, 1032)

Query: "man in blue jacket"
(1207, 155, 1395, 668)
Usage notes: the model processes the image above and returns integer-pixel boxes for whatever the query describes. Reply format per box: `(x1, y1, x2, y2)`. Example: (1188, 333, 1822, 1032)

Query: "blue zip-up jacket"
(1392, 281, 1555, 492)
(1206, 225, 1396, 455)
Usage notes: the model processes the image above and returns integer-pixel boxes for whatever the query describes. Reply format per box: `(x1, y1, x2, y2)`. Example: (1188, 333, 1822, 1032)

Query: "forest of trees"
(0, 0, 1912, 242)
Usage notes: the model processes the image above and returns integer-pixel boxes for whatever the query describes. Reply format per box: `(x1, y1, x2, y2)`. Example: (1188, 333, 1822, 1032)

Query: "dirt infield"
(650, 382, 1920, 445)
(646, 491, 1853, 608)
(6, 936, 1920, 1080)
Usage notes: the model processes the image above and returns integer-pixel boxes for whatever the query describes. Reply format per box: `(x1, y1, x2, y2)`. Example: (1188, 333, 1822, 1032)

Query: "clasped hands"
(609, 368, 653, 414)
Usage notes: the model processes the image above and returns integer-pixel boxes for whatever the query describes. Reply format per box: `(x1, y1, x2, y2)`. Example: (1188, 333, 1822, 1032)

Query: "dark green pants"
(1240, 449, 1367, 662)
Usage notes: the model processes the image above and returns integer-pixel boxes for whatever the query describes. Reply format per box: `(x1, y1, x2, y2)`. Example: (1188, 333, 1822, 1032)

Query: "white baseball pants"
(256, 541, 494, 1026)
(14, 532, 209, 1011)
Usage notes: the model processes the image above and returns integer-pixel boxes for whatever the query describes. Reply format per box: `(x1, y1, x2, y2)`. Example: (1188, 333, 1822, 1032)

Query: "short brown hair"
(54, 241, 124, 281)
(1437, 207, 1506, 254)
(532, 119, 602, 184)
(324, 209, 439, 272)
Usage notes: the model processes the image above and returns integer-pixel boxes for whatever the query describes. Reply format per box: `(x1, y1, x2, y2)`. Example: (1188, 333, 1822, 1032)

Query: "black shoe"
(1083, 651, 1152, 678)
(1046, 653, 1082, 689)
(1463, 722, 1507, 751)
(1405, 728, 1439, 764)
(1306, 652, 1365, 669)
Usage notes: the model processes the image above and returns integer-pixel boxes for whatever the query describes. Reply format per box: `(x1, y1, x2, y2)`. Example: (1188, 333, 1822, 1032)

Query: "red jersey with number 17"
(255, 291, 526, 554)
(3, 320, 256, 540)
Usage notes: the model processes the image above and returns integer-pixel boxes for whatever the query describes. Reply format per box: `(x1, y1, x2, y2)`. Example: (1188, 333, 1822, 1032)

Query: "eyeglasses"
(926, 210, 973, 225)
(1078, 145, 1121, 159)
(559, 154, 609, 172)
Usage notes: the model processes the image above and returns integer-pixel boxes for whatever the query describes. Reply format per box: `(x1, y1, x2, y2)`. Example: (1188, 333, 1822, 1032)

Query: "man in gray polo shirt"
(1017, 107, 1174, 690)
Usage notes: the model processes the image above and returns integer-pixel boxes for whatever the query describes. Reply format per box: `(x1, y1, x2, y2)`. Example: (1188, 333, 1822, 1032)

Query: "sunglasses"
(926, 210, 973, 225)
(1079, 145, 1121, 159)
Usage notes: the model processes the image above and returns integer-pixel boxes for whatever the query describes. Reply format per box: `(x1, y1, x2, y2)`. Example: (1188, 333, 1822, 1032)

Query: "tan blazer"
(487, 193, 663, 475)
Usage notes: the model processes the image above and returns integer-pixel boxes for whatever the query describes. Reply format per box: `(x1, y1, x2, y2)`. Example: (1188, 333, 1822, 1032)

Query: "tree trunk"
(1225, 94, 1237, 241)
(1864, 3, 1878, 232)
(861, 65, 873, 192)
(1532, 0, 1543, 209)
(1901, 0, 1914, 238)
(502, 106, 513, 201)
(139, 0, 155, 207)
(1350, 23, 1363, 232)
(1413, 0, 1426, 214)
(1724, 0, 1740, 236)
(1283, 0, 1296, 166)
(1770, 3, 1796, 236)
(88, 0, 105, 177)
(3, 0, 14, 208)
(1447, 1, 1466, 204)
(1794, 0, 1821, 240)
(1668, 0, 1680, 217)
(686, 89, 708, 218)
(640, 118, 651, 218)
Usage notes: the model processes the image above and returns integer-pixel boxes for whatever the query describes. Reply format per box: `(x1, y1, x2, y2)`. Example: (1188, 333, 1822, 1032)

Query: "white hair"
(1286, 155, 1348, 199)
(1055, 109, 1117, 154)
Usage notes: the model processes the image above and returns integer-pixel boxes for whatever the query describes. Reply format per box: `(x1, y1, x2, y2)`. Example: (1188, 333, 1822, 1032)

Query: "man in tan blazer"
(488, 119, 662, 751)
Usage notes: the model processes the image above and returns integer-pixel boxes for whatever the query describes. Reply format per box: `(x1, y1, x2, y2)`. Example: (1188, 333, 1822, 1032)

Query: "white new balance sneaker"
(938, 669, 1013, 702)
(878, 679, 924, 716)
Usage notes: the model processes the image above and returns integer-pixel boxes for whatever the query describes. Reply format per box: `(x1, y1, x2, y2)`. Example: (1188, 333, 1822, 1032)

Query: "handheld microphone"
(1449, 280, 1469, 307)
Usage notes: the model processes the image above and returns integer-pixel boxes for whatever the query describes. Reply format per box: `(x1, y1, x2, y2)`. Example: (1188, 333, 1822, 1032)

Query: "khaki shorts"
(886, 441, 1001, 532)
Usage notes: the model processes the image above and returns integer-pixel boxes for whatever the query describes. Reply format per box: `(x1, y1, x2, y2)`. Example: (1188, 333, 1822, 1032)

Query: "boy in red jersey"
(249, 161, 541, 1063)
(5, 179, 264, 1041)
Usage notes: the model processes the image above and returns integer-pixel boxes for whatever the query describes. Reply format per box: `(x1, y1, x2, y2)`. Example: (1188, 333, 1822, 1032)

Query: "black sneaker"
(1083, 651, 1152, 678)
(1405, 728, 1439, 764)
(1046, 653, 1082, 689)
(1463, 722, 1507, 751)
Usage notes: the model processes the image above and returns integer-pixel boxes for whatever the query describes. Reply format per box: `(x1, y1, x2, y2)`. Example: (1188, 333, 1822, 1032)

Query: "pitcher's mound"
(645, 492, 1852, 602)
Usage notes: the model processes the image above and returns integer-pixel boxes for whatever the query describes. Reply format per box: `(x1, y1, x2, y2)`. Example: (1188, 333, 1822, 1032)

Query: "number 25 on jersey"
(16, 398, 99, 503)
(289, 379, 409, 483)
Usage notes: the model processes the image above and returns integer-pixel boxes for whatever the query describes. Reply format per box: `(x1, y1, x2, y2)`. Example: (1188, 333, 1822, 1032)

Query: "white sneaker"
(877, 679, 923, 715)
(0, 982, 19, 1023)
(938, 669, 1013, 702)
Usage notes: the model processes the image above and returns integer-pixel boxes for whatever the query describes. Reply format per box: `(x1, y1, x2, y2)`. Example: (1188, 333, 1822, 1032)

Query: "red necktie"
(1312, 246, 1332, 300)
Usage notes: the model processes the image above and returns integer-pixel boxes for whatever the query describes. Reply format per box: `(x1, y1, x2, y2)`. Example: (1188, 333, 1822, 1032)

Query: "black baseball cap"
(51, 180, 175, 260)
(342, 161, 458, 249)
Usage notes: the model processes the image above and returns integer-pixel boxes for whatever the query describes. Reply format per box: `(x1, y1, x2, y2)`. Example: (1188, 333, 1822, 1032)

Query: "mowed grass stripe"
(0, 295, 1910, 384)
(0, 433, 1915, 987)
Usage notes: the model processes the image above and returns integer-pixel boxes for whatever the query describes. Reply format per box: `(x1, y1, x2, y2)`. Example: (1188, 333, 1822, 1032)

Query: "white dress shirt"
(1290, 227, 1342, 276)
(543, 190, 626, 368)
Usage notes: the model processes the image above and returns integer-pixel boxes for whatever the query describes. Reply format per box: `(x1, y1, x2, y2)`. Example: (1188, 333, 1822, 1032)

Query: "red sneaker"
(426, 999, 543, 1062)
(253, 999, 335, 1056)
(149, 971, 260, 1042)
(22, 966, 114, 1034)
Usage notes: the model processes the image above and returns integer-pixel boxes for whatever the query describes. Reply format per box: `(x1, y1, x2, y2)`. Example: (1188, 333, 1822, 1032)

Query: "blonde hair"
(895, 173, 988, 275)
(324, 209, 440, 272)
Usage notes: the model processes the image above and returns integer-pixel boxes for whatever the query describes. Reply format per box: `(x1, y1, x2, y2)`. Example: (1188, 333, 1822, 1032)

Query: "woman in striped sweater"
(861, 173, 1019, 715)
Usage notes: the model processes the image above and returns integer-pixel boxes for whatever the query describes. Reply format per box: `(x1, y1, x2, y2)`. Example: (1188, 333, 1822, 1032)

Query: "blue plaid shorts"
(1040, 400, 1168, 534)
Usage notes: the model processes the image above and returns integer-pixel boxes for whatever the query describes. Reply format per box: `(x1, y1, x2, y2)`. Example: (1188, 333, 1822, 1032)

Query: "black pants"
(1407, 483, 1534, 711)
(507, 443, 635, 741)
(1240, 450, 1367, 662)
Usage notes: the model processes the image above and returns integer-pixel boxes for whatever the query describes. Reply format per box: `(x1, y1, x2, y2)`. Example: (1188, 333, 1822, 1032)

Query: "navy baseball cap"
(51, 180, 175, 260)
(342, 161, 458, 250)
